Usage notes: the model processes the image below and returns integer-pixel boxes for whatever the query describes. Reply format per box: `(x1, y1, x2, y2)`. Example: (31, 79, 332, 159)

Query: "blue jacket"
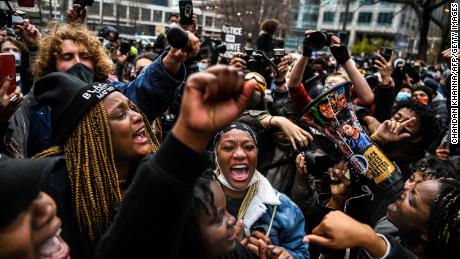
(18, 51, 185, 157)
(244, 174, 309, 259)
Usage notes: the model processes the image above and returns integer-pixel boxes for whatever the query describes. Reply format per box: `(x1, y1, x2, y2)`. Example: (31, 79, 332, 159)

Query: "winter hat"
(0, 155, 60, 228)
(413, 85, 434, 103)
(34, 72, 119, 144)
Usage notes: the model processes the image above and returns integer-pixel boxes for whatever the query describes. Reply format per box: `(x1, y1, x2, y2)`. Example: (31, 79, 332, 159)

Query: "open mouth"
(39, 231, 70, 259)
(229, 164, 249, 182)
(133, 127, 148, 144)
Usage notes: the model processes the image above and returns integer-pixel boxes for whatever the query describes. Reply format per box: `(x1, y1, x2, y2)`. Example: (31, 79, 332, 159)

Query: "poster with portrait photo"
(338, 120, 373, 154)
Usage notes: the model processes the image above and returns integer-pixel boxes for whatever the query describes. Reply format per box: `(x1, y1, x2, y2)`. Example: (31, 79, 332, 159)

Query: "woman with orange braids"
(33, 72, 160, 258)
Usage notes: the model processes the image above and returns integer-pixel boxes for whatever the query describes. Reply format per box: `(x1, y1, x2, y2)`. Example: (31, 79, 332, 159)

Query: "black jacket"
(93, 134, 209, 258)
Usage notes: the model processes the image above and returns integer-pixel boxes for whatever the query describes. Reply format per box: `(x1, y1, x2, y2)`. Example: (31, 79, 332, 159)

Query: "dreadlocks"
(35, 102, 159, 249)
(193, 169, 218, 217)
(427, 178, 460, 259)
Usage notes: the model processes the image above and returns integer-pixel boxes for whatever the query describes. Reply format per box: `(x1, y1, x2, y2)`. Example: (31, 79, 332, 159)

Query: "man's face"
(169, 15, 179, 24)
(337, 93, 347, 109)
(342, 124, 355, 137)
(55, 39, 94, 73)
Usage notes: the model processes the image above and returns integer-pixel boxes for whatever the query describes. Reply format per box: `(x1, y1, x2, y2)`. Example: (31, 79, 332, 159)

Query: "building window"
(357, 12, 372, 24)
(304, 13, 318, 23)
(339, 12, 353, 23)
(88, 2, 100, 15)
(129, 6, 140, 20)
(205, 16, 213, 27)
(323, 12, 334, 23)
(142, 8, 151, 21)
(117, 5, 127, 19)
(103, 3, 114, 17)
(153, 10, 162, 22)
(377, 12, 393, 25)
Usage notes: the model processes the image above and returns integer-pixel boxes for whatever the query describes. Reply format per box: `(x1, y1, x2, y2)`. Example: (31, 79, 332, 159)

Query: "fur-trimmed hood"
(243, 174, 280, 235)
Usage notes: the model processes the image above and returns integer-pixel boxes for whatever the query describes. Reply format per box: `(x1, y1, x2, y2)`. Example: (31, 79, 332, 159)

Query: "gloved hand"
(330, 35, 350, 65)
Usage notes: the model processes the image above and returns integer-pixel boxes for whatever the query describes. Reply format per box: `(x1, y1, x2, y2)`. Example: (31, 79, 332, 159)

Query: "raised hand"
(66, 4, 87, 24)
(172, 65, 255, 152)
(0, 75, 22, 123)
(374, 117, 416, 143)
(374, 53, 394, 86)
(271, 116, 313, 151)
(14, 19, 41, 49)
(304, 211, 387, 258)
(229, 52, 247, 71)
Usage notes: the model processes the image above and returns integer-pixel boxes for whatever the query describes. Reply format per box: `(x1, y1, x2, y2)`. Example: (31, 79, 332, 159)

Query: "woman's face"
(387, 180, 439, 233)
(216, 129, 258, 190)
(103, 92, 152, 161)
(197, 180, 237, 256)
(0, 192, 66, 259)
(1, 41, 19, 53)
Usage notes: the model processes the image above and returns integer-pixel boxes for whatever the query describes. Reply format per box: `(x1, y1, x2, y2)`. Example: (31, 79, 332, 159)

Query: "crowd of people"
(0, 4, 459, 259)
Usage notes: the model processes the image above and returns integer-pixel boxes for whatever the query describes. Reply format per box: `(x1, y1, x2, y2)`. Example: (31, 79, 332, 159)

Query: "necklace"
(237, 180, 259, 221)
(118, 178, 127, 185)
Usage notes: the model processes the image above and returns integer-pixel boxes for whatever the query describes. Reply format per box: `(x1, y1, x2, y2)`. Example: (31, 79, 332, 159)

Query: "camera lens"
(306, 31, 328, 50)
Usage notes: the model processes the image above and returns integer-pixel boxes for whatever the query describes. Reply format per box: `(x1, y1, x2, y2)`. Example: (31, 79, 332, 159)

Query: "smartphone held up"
(0, 53, 17, 95)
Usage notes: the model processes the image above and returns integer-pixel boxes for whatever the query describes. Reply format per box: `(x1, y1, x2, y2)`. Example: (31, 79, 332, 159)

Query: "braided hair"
(427, 178, 460, 258)
(193, 169, 218, 218)
(35, 102, 160, 250)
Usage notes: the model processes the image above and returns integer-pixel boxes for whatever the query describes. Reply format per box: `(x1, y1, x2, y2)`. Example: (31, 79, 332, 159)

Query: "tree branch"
(431, 14, 442, 29)
(380, 0, 421, 17)
(429, 0, 449, 11)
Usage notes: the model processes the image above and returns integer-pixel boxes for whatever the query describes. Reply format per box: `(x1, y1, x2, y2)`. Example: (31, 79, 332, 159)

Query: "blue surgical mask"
(396, 92, 411, 102)
(198, 62, 207, 72)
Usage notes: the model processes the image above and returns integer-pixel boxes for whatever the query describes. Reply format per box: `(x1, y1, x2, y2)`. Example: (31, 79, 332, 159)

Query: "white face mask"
(12, 51, 21, 67)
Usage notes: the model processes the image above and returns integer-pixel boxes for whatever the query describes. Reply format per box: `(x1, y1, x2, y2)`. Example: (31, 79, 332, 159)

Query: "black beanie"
(34, 72, 119, 144)
(0, 155, 60, 229)
(413, 85, 434, 103)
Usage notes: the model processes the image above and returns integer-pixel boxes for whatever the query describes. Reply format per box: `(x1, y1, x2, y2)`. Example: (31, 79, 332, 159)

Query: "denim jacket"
(245, 174, 309, 259)
(11, 51, 185, 157)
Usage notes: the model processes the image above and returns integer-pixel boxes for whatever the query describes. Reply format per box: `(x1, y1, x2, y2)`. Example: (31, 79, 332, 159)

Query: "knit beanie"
(34, 72, 119, 144)
(413, 85, 434, 103)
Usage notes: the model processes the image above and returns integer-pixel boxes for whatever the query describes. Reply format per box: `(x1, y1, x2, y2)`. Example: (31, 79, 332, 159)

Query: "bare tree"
(212, 0, 296, 45)
(380, 0, 451, 60)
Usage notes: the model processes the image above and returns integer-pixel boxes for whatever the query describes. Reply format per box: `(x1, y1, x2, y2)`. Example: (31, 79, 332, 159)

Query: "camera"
(0, 7, 24, 28)
(199, 36, 226, 65)
(273, 48, 285, 66)
(73, 0, 94, 7)
(304, 31, 333, 50)
(302, 148, 335, 176)
(241, 49, 280, 81)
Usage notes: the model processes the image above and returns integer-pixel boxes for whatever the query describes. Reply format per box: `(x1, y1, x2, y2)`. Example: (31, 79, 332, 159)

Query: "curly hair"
(393, 101, 439, 150)
(32, 23, 114, 81)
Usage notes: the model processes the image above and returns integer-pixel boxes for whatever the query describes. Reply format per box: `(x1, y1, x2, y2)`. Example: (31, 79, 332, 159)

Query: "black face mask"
(65, 63, 95, 84)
